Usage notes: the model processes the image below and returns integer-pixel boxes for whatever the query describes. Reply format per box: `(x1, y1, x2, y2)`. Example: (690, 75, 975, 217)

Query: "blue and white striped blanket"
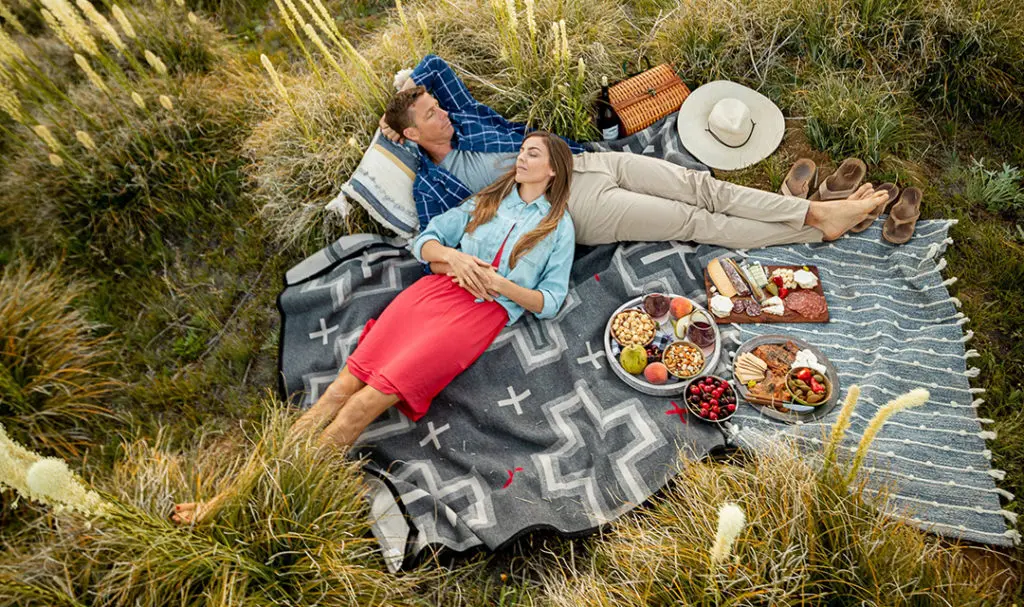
(717, 219, 1019, 547)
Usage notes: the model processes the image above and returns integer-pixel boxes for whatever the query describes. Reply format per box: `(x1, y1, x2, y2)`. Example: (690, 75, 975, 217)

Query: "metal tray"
(733, 334, 840, 423)
(603, 295, 722, 396)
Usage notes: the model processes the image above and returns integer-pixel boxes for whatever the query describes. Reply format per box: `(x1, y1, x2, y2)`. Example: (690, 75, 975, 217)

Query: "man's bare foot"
(171, 501, 213, 525)
(807, 183, 891, 241)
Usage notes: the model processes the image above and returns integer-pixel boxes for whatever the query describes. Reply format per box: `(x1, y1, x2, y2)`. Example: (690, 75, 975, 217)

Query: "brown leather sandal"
(882, 187, 922, 244)
(851, 182, 898, 233)
(780, 158, 817, 198)
(809, 158, 867, 201)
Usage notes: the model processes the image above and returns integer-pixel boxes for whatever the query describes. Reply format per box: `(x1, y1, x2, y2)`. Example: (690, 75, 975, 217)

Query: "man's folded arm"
(410, 54, 481, 115)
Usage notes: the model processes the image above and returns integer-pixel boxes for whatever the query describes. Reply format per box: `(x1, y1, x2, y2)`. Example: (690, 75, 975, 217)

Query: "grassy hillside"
(0, 0, 1021, 603)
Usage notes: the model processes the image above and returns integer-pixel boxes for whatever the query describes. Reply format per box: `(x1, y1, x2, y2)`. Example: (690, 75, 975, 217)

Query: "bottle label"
(601, 125, 619, 141)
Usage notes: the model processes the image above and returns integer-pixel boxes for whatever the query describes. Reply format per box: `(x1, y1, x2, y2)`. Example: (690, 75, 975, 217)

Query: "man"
(380, 55, 887, 289)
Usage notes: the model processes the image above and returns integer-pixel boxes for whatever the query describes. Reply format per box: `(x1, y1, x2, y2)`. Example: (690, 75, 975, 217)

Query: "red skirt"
(346, 273, 508, 421)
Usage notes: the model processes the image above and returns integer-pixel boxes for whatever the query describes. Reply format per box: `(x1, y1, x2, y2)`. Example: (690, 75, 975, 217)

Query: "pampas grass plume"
(847, 388, 929, 482)
(824, 384, 860, 465)
(144, 49, 168, 76)
(0, 79, 25, 123)
(0, 27, 28, 64)
(111, 4, 136, 39)
(74, 53, 112, 95)
(188, 11, 198, 24)
(0, 1, 26, 35)
(505, 0, 517, 32)
(159, 94, 173, 110)
(131, 90, 146, 109)
(260, 54, 291, 102)
(33, 124, 62, 152)
(710, 502, 746, 564)
(76, 0, 125, 51)
(26, 457, 106, 516)
(524, 0, 536, 37)
(559, 19, 568, 62)
(75, 129, 97, 151)
(48, 153, 64, 167)
(41, 0, 100, 56)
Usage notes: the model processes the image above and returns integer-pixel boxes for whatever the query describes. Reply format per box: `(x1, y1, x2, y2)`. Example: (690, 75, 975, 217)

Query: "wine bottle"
(597, 76, 619, 141)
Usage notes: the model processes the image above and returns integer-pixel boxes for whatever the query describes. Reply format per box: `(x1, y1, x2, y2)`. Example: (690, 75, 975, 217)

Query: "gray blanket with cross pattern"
(277, 236, 731, 570)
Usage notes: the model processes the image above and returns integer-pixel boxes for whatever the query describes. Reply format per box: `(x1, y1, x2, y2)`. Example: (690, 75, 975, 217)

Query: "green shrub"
(800, 71, 920, 165)
(0, 263, 116, 457)
(965, 158, 1024, 217)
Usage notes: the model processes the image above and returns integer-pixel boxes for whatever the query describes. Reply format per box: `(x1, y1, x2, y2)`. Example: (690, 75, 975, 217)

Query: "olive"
(796, 380, 808, 389)
(806, 393, 822, 404)
(813, 374, 825, 382)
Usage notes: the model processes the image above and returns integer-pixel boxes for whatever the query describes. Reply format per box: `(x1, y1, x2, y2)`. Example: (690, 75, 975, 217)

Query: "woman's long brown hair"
(463, 131, 573, 269)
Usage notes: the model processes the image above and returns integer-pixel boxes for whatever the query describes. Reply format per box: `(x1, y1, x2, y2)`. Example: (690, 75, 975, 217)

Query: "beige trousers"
(567, 152, 824, 248)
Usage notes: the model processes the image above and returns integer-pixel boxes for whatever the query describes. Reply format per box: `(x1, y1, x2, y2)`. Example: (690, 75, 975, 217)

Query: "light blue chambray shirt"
(411, 187, 575, 325)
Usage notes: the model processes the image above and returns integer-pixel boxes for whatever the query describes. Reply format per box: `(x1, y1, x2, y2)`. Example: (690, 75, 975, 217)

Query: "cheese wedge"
(707, 259, 737, 298)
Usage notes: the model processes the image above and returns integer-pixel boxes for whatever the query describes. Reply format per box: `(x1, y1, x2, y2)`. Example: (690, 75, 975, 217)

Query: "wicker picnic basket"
(608, 64, 691, 135)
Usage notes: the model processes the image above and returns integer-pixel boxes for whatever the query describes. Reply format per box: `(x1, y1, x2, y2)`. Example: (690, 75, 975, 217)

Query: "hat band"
(705, 119, 756, 149)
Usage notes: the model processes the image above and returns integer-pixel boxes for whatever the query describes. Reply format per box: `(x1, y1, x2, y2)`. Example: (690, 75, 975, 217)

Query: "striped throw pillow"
(331, 130, 421, 237)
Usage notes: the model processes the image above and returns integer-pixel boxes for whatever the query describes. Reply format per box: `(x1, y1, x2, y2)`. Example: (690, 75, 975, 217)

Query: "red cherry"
(709, 412, 719, 420)
(726, 404, 736, 412)
(712, 389, 723, 399)
(690, 385, 700, 395)
(704, 377, 714, 385)
(709, 399, 719, 408)
(712, 405, 720, 413)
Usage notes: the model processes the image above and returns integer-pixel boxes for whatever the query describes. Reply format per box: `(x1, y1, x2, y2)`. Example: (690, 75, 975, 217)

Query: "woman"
(173, 131, 575, 525)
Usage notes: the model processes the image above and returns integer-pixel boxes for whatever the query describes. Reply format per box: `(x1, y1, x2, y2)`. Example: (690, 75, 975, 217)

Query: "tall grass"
(0, 1, 255, 260)
(0, 404, 429, 606)
(0, 263, 116, 458)
(540, 443, 1007, 605)
(800, 71, 921, 166)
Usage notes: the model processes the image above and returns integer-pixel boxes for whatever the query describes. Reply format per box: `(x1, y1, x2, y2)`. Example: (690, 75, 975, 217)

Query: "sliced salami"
(786, 290, 827, 318)
(744, 299, 762, 316)
(732, 298, 746, 315)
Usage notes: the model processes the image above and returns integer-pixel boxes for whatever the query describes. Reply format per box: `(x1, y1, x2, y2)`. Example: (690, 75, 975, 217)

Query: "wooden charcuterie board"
(703, 265, 830, 324)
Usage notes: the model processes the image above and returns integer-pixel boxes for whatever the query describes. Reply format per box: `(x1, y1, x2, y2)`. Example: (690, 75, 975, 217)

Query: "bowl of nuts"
(662, 341, 705, 379)
(610, 309, 658, 347)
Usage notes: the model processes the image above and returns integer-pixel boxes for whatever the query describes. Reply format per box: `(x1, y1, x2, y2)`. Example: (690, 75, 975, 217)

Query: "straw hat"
(676, 80, 785, 171)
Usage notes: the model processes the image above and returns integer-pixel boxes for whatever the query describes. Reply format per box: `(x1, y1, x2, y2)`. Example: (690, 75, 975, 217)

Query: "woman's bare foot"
(806, 183, 891, 240)
(171, 500, 215, 525)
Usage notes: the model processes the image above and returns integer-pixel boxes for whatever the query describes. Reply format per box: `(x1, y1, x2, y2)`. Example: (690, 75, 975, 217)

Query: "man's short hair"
(384, 85, 427, 134)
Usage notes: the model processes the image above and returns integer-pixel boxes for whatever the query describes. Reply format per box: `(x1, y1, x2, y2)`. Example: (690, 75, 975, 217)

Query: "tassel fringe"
(988, 469, 1006, 481)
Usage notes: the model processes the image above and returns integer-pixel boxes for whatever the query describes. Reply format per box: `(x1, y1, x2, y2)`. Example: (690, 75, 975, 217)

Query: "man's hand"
(445, 250, 494, 300)
(379, 115, 403, 144)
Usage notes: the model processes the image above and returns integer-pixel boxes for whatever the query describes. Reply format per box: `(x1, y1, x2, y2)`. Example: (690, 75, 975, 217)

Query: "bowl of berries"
(684, 375, 738, 423)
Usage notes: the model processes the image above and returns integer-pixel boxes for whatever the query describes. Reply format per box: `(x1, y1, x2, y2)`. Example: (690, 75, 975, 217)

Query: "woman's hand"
(445, 249, 494, 300)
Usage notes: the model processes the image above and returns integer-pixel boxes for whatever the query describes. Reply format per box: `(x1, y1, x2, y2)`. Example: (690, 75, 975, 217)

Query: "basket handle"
(620, 57, 654, 78)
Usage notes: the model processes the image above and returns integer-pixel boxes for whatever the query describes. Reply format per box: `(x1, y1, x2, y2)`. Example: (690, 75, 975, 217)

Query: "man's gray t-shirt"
(440, 150, 517, 195)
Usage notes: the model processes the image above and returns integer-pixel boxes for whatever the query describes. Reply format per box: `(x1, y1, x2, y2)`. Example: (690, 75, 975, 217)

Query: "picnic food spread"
(604, 293, 722, 397)
(731, 335, 840, 422)
(703, 257, 830, 323)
